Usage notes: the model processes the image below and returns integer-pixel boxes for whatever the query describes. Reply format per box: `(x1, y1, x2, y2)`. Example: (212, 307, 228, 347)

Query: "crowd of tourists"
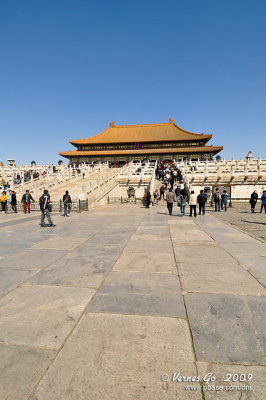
(1, 159, 266, 225)
(142, 161, 266, 217)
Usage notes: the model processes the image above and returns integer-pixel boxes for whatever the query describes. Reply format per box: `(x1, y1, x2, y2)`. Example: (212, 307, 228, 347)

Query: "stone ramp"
(0, 204, 265, 399)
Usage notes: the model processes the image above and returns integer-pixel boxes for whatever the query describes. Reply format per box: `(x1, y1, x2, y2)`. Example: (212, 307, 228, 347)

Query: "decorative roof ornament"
(246, 151, 253, 160)
(169, 117, 175, 124)
(109, 121, 115, 127)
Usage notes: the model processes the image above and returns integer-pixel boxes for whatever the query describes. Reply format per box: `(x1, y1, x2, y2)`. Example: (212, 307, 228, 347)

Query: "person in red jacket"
(21, 190, 35, 213)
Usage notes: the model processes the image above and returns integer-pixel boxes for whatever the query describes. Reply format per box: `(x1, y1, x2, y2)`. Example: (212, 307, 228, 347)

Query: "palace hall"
(59, 119, 223, 164)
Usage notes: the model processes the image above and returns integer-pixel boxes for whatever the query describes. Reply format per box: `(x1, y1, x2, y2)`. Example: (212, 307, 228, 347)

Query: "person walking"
(145, 189, 151, 208)
(7, 190, 13, 213)
(153, 189, 159, 205)
(63, 190, 72, 217)
(260, 190, 266, 214)
(179, 190, 188, 216)
(39, 189, 55, 227)
(221, 190, 229, 212)
(159, 184, 165, 200)
(249, 190, 258, 213)
(11, 191, 17, 213)
(0, 191, 8, 213)
(21, 190, 35, 213)
(197, 189, 207, 215)
(165, 188, 175, 215)
(213, 188, 221, 212)
(189, 190, 197, 217)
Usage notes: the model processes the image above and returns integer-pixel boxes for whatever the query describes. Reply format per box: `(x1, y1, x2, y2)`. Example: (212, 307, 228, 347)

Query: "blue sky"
(0, 0, 265, 164)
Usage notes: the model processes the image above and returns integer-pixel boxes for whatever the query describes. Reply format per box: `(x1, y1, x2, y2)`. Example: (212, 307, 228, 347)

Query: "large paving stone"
(171, 231, 214, 243)
(0, 286, 95, 349)
(185, 293, 266, 364)
(222, 242, 266, 257)
(0, 249, 67, 270)
(31, 313, 200, 400)
(136, 226, 169, 235)
(0, 243, 26, 256)
(168, 219, 196, 225)
(30, 256, 113, 288)
(72, 243, 123, 258)
(197, 361, 266, 399)
(30, 237, 89, 250)
(230, 254, 266, 281)
(205, 231, 258, 244)
(0, 343, 55, 400)
(131, 233, 170, 240)
(124, 239, 173, 254)
(88, 233, 132, 245)
(113, 252, 177, 274)
(178, 262, 266, 296)
(86, 271, 185, 317)
(174, 244, 237, 264)
(0, 267, 37, 296)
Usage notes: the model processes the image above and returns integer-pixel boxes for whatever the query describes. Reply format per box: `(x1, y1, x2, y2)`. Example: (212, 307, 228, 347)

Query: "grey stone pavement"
(0, 204, 265, 400)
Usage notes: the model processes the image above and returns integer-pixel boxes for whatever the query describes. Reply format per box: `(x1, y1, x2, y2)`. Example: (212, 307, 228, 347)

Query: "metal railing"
(15, 200, 88, 213)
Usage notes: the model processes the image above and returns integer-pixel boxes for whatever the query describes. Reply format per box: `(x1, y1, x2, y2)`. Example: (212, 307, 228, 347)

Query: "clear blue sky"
(1, 0, 265, 164)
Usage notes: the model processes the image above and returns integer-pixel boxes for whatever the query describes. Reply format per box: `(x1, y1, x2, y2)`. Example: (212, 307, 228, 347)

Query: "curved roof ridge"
(113, 122, 169, 127)
(173, 123, 211, 137)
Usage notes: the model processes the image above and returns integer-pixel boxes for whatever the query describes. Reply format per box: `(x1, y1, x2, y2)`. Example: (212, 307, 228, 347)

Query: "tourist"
(249, 190, 258, 213)
(11, 190, 17, 213)
(39, 189, 55, 227)
(221, 190, 229, 212)
(166, 188, 175, 215)
(189, 190, 197, 217)
(174, 185, 181, 200)
(153, 189, 159, 205)
(63, 190, 72, 217)
(7, 190, 13, 213)
(0, 191, 8, 213)
(197, 189, 207, 215)
(21, 190, 35, 213)
(213, 188, 221, 212)
(159, 184, 166, 200)
(145, 189, 151, 208)
(179, 189, 188, 216)
(260, 190, 266, 214)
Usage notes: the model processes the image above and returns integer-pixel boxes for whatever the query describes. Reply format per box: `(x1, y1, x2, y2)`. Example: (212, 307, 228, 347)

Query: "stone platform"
(0, 204, 265, 400)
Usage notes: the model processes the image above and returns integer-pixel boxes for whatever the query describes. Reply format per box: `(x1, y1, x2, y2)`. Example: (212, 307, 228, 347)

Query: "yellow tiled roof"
(69, 120, 212, 145)
(59, 145, 223, 157)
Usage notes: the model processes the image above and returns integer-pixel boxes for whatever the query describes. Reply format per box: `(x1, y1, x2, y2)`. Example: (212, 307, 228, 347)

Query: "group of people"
(164, 188, 209, 217)
(38, 189, 72, 227)
(0, 190, 17, 213)
(155, 161, 183, 186)
(249, 190, 266, 213)
(0, 187, 73, 228)
(212, 188, 230, 212)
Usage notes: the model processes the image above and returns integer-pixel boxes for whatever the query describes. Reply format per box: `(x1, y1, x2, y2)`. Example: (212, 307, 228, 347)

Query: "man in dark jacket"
(213, 188, 221, 212)
(39, 189, 55, 227)
(21, 190, 35, 213)
(62, 190, 72, 217)
(197, 190, 207, 215)
(11, 191, 17, 213)
(159, 184, 166, 200)
(260, 190, 266, 214)
(221, 190, 229, 212)
(249, 191, 258, 213)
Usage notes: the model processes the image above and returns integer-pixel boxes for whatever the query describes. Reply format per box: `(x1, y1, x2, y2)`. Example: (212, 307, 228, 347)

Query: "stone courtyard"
(0, 203, 265, 400)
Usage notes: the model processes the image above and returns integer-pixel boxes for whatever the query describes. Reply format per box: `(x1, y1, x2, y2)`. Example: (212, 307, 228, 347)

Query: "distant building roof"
(69, 119, 212, 145)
